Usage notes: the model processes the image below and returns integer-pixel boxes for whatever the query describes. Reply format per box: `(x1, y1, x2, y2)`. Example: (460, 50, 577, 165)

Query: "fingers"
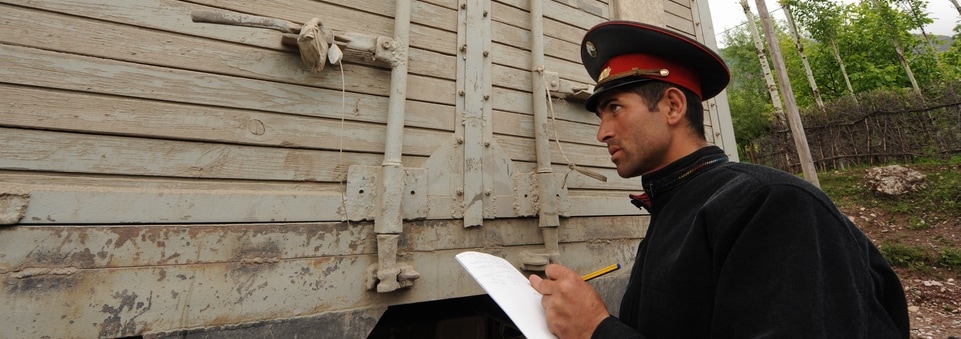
(532, 264, 578, 296)
(535, 265, 610, 338)
(529, 274, 546, 294)
(544, 263, 577, 280)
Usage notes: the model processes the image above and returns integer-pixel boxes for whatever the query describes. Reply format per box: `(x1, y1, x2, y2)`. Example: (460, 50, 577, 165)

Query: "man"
(528, 21, 909, 338)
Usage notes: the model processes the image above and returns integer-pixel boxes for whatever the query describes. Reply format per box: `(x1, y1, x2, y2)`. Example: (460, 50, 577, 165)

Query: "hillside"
(820, 160, 961, 338)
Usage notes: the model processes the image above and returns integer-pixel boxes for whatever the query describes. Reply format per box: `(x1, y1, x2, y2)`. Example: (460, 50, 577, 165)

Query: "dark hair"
(621, 81, 706, 140)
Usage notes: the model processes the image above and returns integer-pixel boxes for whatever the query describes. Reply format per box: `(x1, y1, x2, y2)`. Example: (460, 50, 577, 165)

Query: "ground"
(828, 162, 961, 339)
(854, 206, 961, 338)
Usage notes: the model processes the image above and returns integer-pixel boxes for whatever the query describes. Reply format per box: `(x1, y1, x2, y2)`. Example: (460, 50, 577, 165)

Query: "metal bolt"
(484, 141, 490, 147)
(483, 94, 490, 100)
(485, 190, 491, 196)
(460, 44, 467, 52)
(483, 51, 489, 57)
(461, 3, 466, 9)
(456, 189, 464, 196)
(483, 10, 488, 17)
(456, 136, 464, 144)
(459, 90, 465, 96)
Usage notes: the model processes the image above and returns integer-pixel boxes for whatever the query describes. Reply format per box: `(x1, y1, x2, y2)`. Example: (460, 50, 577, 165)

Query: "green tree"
(721, 25, 777, 148)
(788, 0, 859, 102)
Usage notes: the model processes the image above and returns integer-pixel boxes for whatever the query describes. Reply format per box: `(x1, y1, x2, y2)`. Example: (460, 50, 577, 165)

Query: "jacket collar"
(630, 146, 729, 213)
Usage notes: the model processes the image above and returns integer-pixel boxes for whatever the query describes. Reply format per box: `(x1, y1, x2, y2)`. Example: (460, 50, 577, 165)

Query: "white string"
(336, 58, 351, 225)
(535, 67, 607, 186)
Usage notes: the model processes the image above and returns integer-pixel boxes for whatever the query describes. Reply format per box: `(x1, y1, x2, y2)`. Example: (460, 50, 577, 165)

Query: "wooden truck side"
(0, 0, 735, 337)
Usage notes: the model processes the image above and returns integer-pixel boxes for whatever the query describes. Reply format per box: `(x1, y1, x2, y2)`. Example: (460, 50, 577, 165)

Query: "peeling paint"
(98, 289, 152, 338)
(4, 269, 78, 295)
(0, 193, 29, 225)
(12, 267, 78, 279)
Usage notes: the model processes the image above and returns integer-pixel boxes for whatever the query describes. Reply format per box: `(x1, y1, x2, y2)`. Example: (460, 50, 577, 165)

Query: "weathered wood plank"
(493, 19, 584, 64)
(6, 0, 286, 49)
(665, 12, 696, 36)
(0, 43, 455, 124)
(0, 85, 620, 179)
(10, 182, 351, 224)
(492, 108, 600, 148)
(550, 0, 611, 21)
(0, 239, 637, 338)
(0, 3, 459, 93)
(0, 167, 635, 225)
(0, 127, 395, 181)
(185, 0, 460, 53)
(568, 188, 646, 214)
(9, 0, 459, 55)
(1, 216, 642, 272)
(491, 39, 593, 85)
(490, 56, 592, 96)
(0, 85, 455, 154)
(492, 0, 603, 46)
(494, 132, 612, 167)
(492, 85, 599, 126)
(0, 254, 397, 338)
(0, 223, 378, 269)
(496, 0, 608, 30)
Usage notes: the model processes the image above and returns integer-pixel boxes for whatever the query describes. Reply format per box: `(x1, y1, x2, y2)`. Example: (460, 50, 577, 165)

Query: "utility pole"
(754, 0, 820, 187)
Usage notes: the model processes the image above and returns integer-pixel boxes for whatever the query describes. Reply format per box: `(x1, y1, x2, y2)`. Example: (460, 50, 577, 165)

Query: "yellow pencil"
(581, 263, 621, 281)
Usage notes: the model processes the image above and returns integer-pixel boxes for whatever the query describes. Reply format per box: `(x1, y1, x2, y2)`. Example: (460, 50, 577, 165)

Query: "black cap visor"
(585, 76, 652, 113)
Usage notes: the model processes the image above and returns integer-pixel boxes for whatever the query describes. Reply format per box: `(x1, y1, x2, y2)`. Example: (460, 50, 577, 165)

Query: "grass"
(880, 242, 935, 271)
(817, 156, 961, 273)
(819, 158, 961, 221)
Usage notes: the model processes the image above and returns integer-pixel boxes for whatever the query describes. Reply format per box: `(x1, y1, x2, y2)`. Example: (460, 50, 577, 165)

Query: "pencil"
(581, 263, 621, 281)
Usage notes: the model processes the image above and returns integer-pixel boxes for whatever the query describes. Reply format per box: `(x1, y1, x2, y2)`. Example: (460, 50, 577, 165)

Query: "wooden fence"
(743, 87, 961, 173)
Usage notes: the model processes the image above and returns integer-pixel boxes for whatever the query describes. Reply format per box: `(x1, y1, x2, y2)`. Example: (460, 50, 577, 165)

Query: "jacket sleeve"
(591, 316, 645, 339)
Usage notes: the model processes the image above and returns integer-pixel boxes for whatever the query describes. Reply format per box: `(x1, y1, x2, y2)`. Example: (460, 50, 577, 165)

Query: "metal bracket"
(345, 166, 427, 221)
(544, 71, 561, 92)
(511, 172, 570, 217)
(544, 72, 594, 102)
(366, 234, 421, 293)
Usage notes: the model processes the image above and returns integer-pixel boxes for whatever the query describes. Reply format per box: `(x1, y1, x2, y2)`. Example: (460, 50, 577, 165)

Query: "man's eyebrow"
(596, 96, 617, 112)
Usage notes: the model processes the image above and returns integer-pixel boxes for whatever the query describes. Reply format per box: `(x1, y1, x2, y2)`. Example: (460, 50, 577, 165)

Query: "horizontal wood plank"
(0, 240, 637, 338)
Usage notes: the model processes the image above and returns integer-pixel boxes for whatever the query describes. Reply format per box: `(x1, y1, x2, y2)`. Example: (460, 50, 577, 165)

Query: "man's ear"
(663, 87, 687, 126)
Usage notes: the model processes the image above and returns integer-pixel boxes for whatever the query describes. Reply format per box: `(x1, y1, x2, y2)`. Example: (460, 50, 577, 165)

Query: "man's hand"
(529, 264, 610, 339)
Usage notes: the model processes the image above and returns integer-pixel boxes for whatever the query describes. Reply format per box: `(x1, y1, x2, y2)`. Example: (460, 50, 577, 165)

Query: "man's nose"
(596, 120, 612, 143)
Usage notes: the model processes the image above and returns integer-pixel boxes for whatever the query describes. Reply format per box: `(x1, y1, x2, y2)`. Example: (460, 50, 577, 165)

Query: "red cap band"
(598, 53, 703, 99)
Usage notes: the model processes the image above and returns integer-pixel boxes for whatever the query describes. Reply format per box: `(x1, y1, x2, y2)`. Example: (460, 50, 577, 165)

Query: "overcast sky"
(708, 0, 960, 46)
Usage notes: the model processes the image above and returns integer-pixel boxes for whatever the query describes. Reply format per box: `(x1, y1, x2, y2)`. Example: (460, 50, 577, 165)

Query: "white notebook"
(455, 251, 557, 339)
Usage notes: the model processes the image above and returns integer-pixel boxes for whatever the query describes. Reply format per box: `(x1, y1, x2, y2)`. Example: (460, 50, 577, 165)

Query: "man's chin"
(615, 167, 642, 179)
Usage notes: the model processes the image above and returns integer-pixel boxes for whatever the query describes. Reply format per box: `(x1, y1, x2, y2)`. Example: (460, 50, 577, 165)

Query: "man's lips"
(608, 146, 621, 161)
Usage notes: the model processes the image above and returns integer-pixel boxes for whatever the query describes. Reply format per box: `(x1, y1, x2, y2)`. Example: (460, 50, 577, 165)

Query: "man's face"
(594, 90, 672, 178)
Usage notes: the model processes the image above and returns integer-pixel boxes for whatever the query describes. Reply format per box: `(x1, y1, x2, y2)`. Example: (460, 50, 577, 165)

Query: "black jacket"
(593, 146, 909, 338)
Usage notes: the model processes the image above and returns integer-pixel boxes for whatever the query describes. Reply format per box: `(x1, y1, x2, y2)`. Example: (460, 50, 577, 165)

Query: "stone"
(863, 165, 926, 198)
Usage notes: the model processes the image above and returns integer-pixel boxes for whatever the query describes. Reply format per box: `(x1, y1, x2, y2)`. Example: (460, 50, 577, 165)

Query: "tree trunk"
(950, 0, 961, 15)
(829, 40, 859, 104)
(782, 3, 824, 109)
(905, 3, 946, 79)
(870, 0, 922, 97)
(741, 0, 786, 127)
(893, 36, 923, 97)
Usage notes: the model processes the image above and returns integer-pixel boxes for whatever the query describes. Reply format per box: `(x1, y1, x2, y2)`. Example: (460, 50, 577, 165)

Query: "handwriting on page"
(458, 254, 539, 292)
(456, 251, 556, 339)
